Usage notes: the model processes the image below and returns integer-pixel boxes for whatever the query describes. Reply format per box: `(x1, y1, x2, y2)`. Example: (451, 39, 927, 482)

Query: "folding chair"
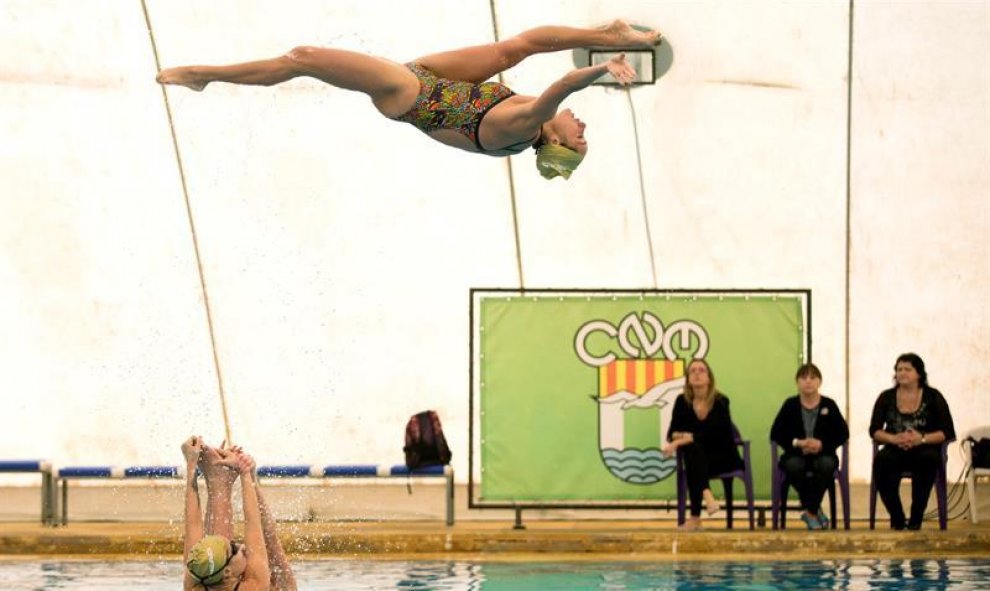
(869, 439, 953, 530)
(675, 423, 755, 529)
(964, 426, 990, 524)
(770, 441, 850, 529)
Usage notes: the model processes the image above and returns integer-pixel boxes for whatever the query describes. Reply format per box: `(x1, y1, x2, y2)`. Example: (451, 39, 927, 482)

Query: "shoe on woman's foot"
(816, 509, 830, 530)
(800, 511, 822, 530)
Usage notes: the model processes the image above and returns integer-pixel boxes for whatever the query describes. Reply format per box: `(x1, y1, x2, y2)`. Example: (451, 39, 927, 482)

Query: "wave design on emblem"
(601, 448, 676, 484)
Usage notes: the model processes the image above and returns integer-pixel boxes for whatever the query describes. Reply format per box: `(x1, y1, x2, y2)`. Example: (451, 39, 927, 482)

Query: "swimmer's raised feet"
(181, 435, 203, 464)
(601, 19, 662, 47)
(198, 444, 240, 486)
(156, 67, 209, 91)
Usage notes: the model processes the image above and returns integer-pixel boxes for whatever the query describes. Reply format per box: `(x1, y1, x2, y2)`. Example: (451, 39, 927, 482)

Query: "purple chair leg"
(840, 444, 851, 530)
(676, 448, 686, 526)
(869, 473, 878, 530)
(722, 477, 734, 529)
(770, 441, 785, 530)
(936, 448, 949, 530)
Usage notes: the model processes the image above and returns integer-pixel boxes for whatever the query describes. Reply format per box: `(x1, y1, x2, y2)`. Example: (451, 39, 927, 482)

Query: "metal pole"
(61, 480, 68, 526)
(446, 469, 455, 526)
(41, 471, 54, 526)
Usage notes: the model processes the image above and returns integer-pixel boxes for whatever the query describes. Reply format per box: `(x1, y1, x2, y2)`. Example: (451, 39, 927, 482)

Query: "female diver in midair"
(157, 20, 661, 180)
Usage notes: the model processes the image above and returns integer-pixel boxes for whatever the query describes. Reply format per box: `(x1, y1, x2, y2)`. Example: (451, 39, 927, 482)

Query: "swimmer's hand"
(606, 54, 635, 86)
(200, 443, 241, 473)
(181, 435, 203, 464)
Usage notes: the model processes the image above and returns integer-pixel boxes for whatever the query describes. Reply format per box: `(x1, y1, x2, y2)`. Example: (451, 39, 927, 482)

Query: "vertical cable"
(625, 89, 659, 288)
(140, 0, 234, 444)
(844, 0, 855, 423)
(487, 0, 526, 290)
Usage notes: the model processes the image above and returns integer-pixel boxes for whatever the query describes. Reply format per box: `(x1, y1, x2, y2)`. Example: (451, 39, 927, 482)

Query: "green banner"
(475, 290, 808, 503)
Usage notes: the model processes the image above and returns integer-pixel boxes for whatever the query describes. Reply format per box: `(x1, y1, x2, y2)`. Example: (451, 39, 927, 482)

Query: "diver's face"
(554, 109, 588, 156)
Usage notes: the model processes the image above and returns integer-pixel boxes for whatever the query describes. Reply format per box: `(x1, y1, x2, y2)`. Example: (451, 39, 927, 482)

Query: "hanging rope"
(140, 0, 233, 444)
(843, 0, 855, 425)
(487, 0, 526, 291)
(625, 89, 659, 288)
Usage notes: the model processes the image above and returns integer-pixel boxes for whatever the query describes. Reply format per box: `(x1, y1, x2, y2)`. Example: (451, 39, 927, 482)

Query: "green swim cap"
(187, 535, 232, 586)
(535, 144, 585, 180)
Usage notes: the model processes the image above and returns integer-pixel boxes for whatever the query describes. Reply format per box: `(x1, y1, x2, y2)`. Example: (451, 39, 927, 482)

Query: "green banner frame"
(469, 289, 810, 508)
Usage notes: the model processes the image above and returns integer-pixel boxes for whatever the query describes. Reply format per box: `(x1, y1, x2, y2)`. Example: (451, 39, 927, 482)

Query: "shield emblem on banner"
(597, 359, 684, 484)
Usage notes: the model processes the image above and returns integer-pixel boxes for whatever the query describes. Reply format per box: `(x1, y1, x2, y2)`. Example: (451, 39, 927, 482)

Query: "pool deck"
(2, 520, 989, 560)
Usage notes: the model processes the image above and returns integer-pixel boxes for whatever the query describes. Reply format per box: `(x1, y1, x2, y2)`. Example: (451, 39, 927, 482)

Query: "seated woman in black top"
(663, 359, 743, 530)
(770, 363, 849, 530)
(870, 352, 955, 530)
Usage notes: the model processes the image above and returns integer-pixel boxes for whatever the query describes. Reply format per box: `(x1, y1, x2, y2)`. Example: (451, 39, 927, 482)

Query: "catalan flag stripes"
(598, 359, 684, 397)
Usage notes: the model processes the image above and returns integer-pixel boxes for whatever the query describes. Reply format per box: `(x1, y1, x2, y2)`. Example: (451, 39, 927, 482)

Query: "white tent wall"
(0, 0, 987, 489)
(0, 0, 222, 465)
(847, 1, 990, 480)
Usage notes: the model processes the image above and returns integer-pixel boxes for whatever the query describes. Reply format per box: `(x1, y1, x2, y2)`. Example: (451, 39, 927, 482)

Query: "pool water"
(1, 558, 988, 590)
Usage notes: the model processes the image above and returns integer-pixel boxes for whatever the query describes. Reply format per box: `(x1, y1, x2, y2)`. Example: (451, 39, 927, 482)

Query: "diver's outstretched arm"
(520, 54, 635, 126)
(236, 453, 271, 590)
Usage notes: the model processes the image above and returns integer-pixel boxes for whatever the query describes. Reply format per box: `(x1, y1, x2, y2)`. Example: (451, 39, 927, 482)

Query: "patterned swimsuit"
(392, 63, 533, 155)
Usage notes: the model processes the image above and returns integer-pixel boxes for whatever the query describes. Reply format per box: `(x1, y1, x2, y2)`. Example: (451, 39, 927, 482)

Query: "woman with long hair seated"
(663, 359, 743, 530)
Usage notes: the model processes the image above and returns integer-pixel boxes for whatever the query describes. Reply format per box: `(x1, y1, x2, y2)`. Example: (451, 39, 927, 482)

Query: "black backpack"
(966, 437, 990, 469)
(403, 410, 452, 470)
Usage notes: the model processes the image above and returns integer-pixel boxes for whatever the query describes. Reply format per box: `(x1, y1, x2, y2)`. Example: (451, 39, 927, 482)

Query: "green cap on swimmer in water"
(187, 535, 232, 586)
(536, 144, 585, 180)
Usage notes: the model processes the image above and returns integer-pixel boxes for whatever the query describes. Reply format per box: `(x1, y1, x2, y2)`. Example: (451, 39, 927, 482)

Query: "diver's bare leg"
(199, 446, 238, 540)
(253, 477, 297, 590)
(157, 46, 418, 116)
(416, 20, 660, 83)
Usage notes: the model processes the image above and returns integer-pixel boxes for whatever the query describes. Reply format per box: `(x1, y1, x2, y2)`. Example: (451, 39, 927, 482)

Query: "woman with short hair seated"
(770, 363, 849, 530)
